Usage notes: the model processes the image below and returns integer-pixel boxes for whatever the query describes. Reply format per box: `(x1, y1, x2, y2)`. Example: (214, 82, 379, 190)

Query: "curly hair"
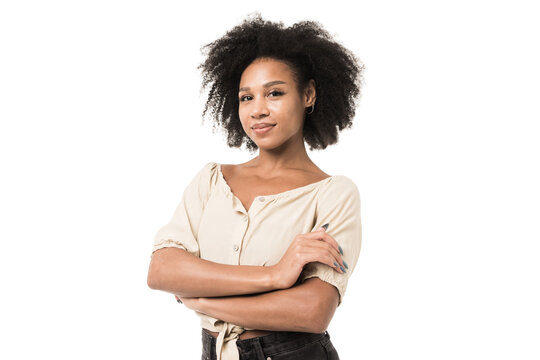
(197, 12, 365, 153)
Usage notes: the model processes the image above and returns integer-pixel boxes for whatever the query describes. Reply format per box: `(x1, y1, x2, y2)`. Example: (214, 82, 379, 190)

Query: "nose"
(249, 97, 269, 119)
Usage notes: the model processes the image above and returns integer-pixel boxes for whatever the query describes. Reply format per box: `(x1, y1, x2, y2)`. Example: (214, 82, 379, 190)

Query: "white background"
(1, 1, 539, 359)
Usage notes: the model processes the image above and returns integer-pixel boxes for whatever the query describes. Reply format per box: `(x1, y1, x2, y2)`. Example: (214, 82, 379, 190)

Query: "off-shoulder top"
(151, 161, 362, 360)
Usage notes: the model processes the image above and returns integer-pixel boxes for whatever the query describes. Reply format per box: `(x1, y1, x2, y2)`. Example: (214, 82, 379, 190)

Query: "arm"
(147, 247, 279, 298)
(189, 277, 339, 334)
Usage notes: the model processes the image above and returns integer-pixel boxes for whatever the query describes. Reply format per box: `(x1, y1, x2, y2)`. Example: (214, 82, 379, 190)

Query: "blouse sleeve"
(297, 176, 362, 307)
(151, 162, 216, 257)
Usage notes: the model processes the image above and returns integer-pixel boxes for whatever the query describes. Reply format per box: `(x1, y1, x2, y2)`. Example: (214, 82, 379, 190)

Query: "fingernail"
(333, 261, 339, 268)
(343, 260, 349, 269)
(177, 298, 183, 304)
(322, 223, 329, 231)
(339, 265, 346, 272)
(338, 245, 343, 255)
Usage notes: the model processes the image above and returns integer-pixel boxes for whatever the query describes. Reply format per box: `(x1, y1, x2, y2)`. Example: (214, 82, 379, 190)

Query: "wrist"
(197, 297, 209, 313)
(267, 265, 283, 290)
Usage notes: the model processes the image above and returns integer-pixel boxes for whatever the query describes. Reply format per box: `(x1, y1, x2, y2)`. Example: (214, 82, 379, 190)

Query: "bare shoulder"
(219, 163, 240, 181)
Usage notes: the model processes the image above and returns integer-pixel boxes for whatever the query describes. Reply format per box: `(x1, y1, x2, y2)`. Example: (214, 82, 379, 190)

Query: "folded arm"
(192, 277, 339, 334)
(147, 247, 278, 297)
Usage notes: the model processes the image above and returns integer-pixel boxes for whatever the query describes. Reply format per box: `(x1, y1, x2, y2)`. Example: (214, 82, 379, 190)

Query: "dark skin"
(222, 56, 331, 212)
(176, 57, 340, 336)
(237, 57, 327, 179)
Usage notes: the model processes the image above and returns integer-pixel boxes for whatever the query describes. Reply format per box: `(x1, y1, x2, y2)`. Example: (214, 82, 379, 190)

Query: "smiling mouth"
(251, 124, 276, 129)
(252, 124, 276, 134)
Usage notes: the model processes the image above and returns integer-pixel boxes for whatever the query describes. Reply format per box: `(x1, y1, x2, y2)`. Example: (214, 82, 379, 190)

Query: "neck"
(251, 134, 313, 173)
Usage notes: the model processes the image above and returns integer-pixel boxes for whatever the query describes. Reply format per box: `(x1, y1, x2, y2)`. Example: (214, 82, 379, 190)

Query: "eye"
(239, 90, 284, 102)
(269, 90, 284, 97)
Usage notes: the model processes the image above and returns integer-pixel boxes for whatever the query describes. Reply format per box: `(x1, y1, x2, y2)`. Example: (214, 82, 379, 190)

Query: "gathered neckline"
(215, 162, 336, 200)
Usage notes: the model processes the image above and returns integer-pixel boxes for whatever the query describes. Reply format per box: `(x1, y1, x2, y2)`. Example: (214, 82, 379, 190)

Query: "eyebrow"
(238, 80, 287, 92)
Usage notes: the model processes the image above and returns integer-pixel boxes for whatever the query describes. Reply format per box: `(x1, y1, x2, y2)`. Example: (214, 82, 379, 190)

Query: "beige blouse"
(151, 161, 362, 360)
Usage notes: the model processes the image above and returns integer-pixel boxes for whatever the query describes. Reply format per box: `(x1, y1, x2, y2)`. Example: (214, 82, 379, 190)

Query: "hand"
(269, 224, 347, 290)
(175, 295, 201, 310)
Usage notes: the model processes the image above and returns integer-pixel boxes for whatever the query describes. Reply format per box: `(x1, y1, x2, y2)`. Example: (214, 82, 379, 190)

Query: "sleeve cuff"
(151, 239, 188, 254)
(299, 262, 348, 307)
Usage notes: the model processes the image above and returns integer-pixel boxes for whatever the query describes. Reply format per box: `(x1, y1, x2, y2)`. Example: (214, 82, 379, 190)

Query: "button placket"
(235, 209, 252, 264)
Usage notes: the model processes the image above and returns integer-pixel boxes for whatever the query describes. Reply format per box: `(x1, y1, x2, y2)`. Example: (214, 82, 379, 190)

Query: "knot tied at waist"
(213, 321, 246, 360)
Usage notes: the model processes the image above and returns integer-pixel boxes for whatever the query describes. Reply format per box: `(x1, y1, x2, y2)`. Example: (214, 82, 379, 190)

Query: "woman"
(147, 13, 365, 360)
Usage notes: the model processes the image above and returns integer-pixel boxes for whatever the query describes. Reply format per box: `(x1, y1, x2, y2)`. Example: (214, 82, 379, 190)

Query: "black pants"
(201, 328, 340, 360)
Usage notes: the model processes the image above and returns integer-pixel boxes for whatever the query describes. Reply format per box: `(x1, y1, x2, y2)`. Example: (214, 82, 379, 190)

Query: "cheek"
(239, 104, 253, 118)
(238, 108, 248, 126)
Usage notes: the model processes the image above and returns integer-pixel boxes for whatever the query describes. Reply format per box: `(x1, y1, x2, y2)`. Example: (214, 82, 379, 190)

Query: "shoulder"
(191, 161, 219, 181)
(184, 161, 220, 196)
(198, 161, 219, 179)
(316, 174, 361, 208)
(202, 161, 220, 186)
(323, 175, 360, 195)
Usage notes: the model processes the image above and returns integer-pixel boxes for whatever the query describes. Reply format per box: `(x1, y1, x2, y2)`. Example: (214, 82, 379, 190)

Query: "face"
(237, 57, 315, 151)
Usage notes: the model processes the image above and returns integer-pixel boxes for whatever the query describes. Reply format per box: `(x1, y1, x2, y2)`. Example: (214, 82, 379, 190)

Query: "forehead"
(239, 58, 294, 87)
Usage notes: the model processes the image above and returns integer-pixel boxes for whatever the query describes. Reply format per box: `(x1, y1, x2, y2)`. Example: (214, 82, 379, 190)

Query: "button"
(244, 216, 248, 222)
(266, 357, 272, 360)
(233, 244, 239, 251)
(258, 196, 265, 202)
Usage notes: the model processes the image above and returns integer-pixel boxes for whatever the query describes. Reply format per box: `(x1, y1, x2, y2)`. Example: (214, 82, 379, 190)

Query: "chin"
(255, 140, 288, 152)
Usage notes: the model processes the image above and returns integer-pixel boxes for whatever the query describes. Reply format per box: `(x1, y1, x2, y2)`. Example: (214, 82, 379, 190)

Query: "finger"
(303, 236, 346, 273)
(303, 247, 345, 273)
(306, 230, 341, 257)
(316, 223, 329, 232)
(319, 232, 344, 259)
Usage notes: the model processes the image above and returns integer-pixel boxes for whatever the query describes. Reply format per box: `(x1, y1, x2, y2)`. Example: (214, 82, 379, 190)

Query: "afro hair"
(197, 12, 365, 153)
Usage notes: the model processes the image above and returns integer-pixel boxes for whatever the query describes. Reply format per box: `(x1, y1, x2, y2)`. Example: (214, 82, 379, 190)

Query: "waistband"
(202, 327, 329, 355)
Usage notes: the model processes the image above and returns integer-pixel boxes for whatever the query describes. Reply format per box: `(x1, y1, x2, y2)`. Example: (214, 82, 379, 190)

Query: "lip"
(251, 123, 276, 129)
(252, 124, 276, 134)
